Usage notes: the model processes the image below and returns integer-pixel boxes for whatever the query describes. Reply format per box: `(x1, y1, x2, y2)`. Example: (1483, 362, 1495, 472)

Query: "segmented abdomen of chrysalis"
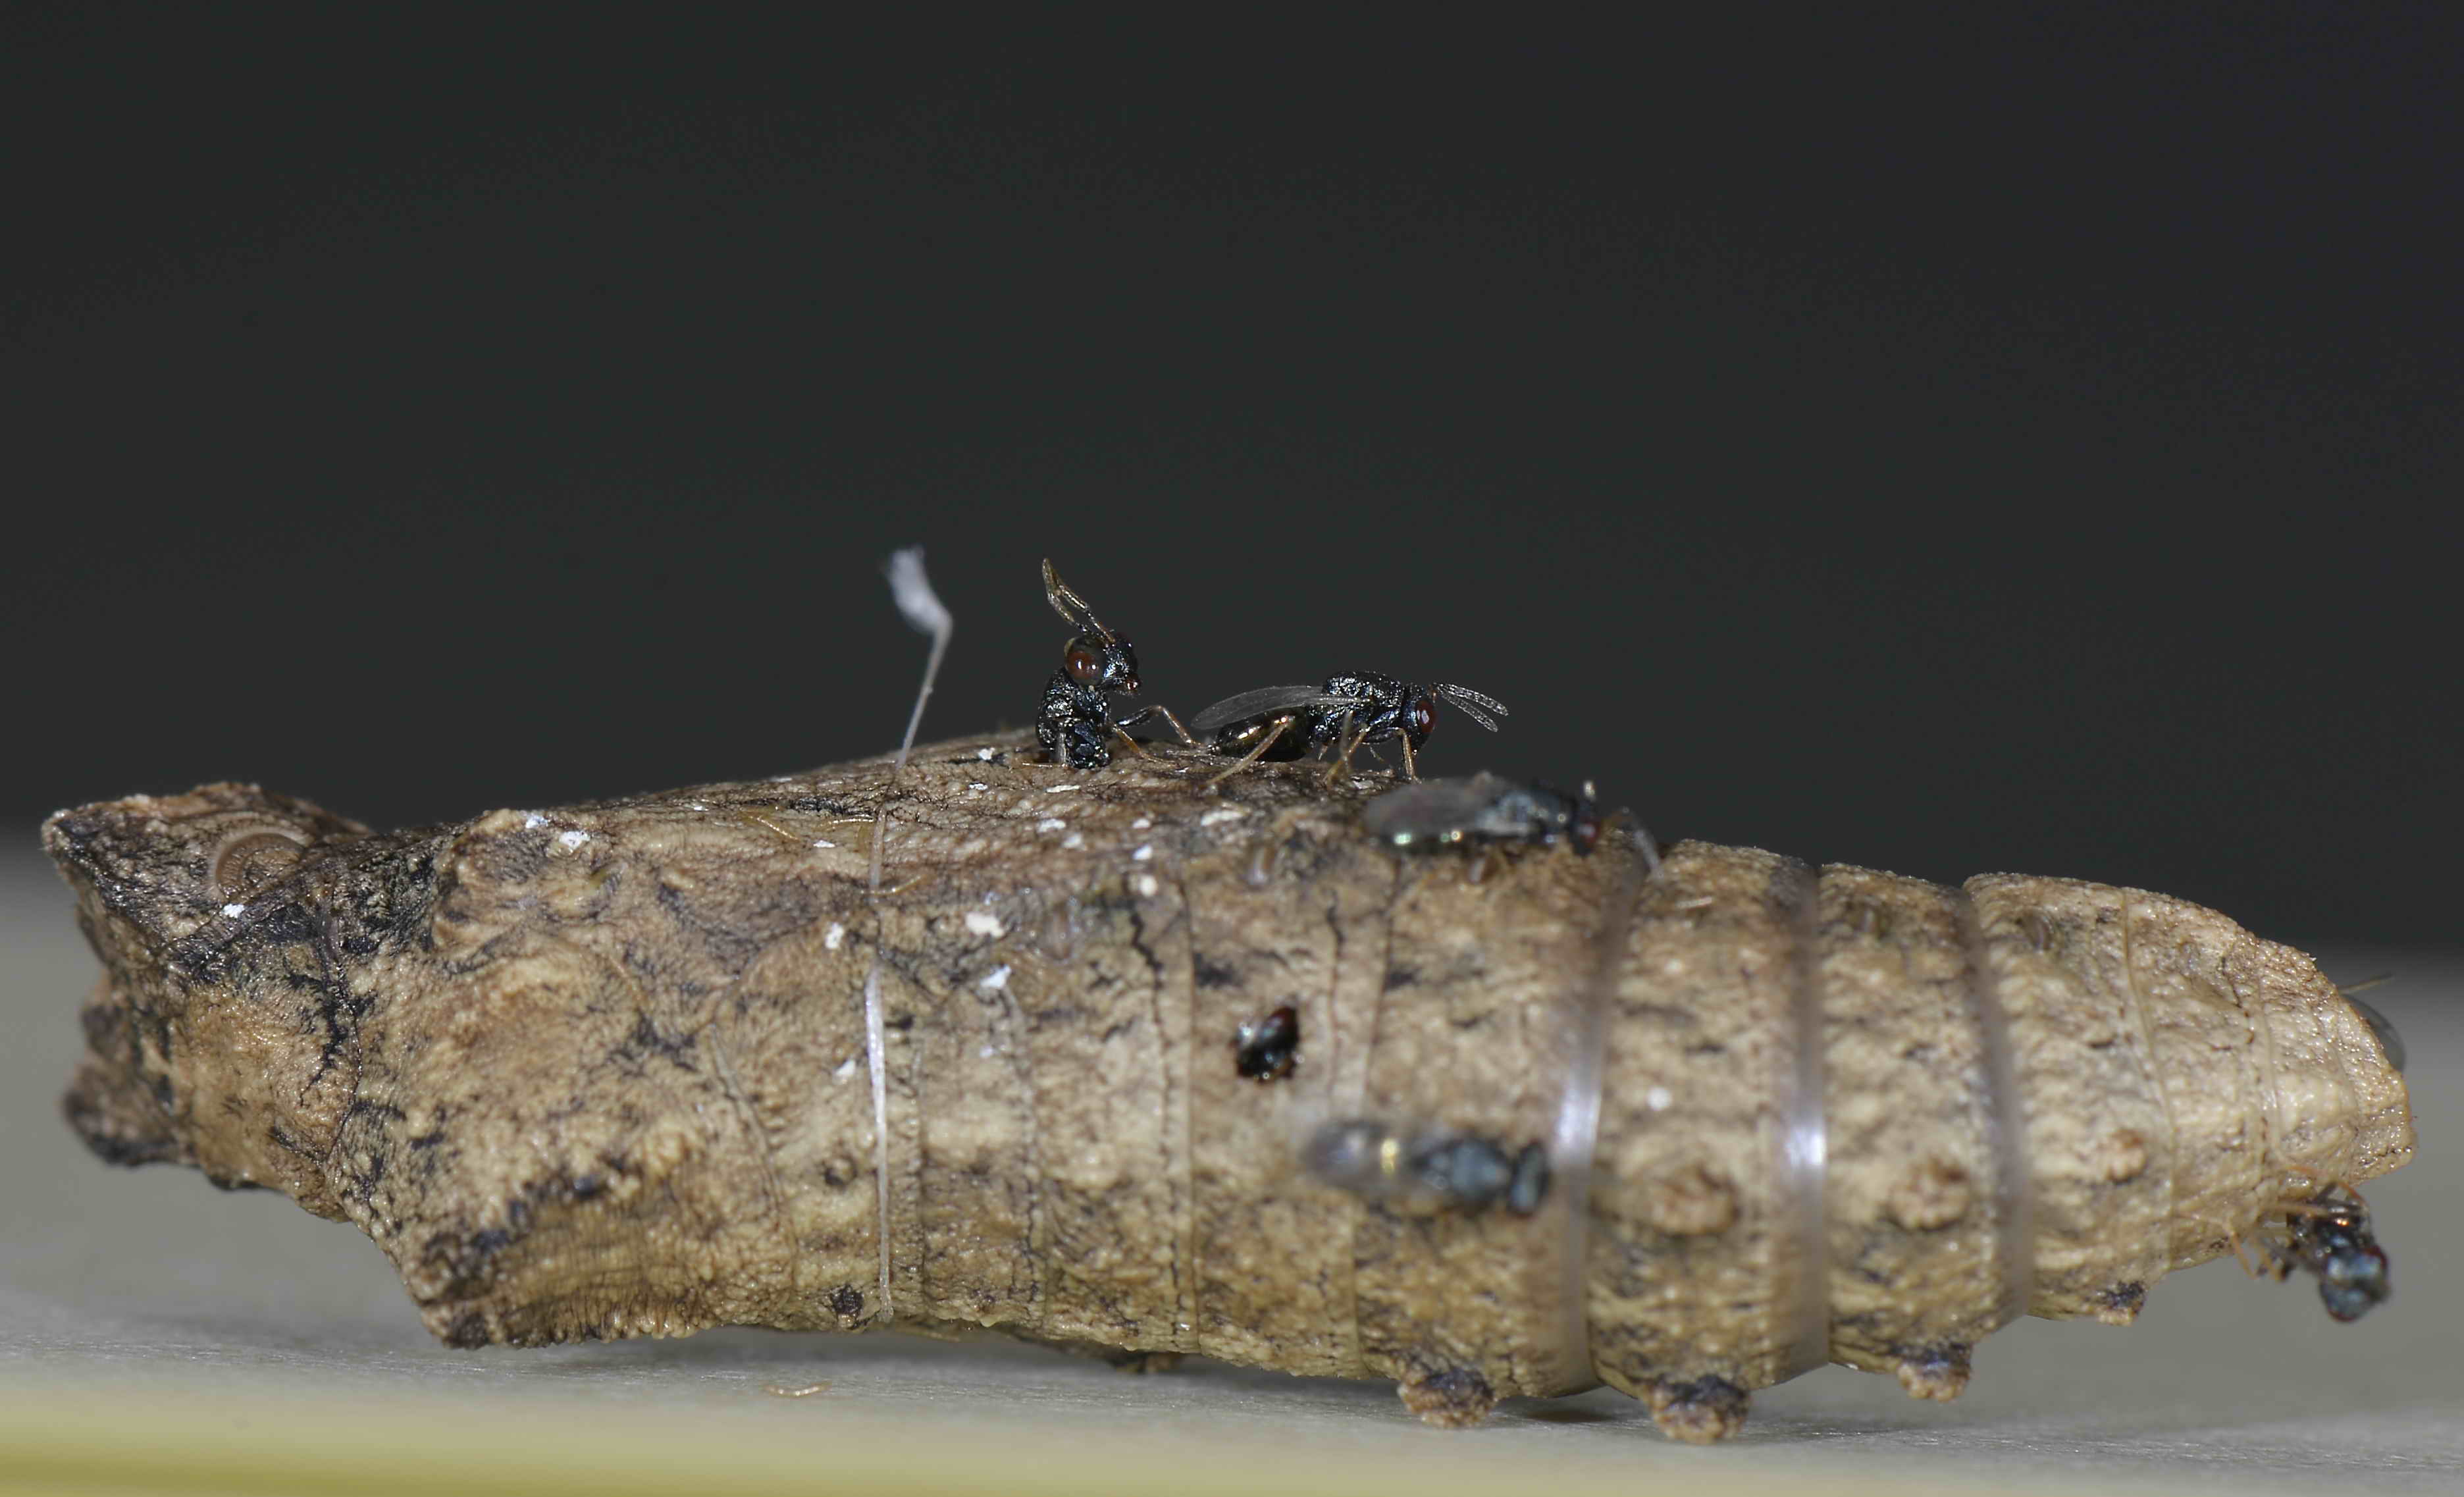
(1583, 843, 2408, 1440)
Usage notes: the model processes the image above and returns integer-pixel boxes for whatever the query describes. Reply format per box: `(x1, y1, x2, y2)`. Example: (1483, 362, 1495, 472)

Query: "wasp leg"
(1397, 1367, 1498, 1430)
(1106, 725, 1153, 759)
(1202, 717, 1294, 790)
(1644, 1376, 1750, 1443)
(1321, 713, 1367, 787)
(2243, 1230, 2302, 1281)
(1114, 703, 1198, 747)
(2272, 1163, 2369, 1213)
(1400, 730, 1418, 782)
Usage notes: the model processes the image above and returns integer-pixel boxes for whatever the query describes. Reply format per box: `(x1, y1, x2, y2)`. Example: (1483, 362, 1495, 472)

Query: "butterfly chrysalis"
(46, 741, 2409, 1440)
(44, 558, 2411, 1442)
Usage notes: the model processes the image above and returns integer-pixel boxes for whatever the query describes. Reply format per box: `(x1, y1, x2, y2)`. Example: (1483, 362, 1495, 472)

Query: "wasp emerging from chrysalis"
(1190, 673, 1507, 784)
(1363, 772, 1602, 856)
(1034, 560, 1193, 769)
(1305, 1120, 1553, 1219)
(1231, 1005, 1301, 1082)
(2250, 1182, 2392, 1323)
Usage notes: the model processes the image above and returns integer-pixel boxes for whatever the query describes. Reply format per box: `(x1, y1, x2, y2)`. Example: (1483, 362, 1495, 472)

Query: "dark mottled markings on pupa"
(827, 1283, 866, 1326)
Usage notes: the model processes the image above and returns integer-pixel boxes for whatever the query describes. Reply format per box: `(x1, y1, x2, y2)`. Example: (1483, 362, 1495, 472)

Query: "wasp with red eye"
(1361, 772, 1604, 857)
(1188, 672, 1506, 786)
(2249, 1182, 2392, 1323)
(1034, 559, 1195, 770)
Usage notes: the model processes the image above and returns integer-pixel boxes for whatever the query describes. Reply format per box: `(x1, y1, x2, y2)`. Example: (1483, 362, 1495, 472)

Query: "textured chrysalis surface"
(46, 733, 2413, 1442)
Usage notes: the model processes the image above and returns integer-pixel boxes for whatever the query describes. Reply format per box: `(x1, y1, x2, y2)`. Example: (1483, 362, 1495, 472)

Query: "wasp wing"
(1361, 774, 1516, 845)
(1189, 685, 1365, 735)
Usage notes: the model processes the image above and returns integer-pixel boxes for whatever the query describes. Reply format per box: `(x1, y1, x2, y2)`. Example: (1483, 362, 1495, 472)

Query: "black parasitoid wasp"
(1361, 772, 1603, 856)
(1303, 1120, 1552, 1218)
(1034, 560, 1193, 770)
(1231, 1005, 1301, 1083)
(2252, 1182, 2392, 1323)
(1188, 672, 1506, 785)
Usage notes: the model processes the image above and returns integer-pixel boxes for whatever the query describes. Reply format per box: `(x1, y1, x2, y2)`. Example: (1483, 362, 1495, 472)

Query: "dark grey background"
(7, 9, 2457, 946)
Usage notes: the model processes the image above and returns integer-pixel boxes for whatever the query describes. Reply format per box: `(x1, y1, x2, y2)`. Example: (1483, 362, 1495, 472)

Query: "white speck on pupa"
(968, 782, 989, 792)
(1134, 874, 1159, 899)
(1061, 832, 1084, 849)
(1037, 818, 1068, 833)
(978, 747, 997, 760)
(824, 923, 845, 950)
(964, 910, 1007, 938)
(1132, 844, 1153, 862)
(521, 812, 547, 829)
(812, 839, 835, 849)
(979, 964, 1011, 992)
(1199, 807, 1245, 826)
(689, 802, 706, 812)
(221, 903, 246, 918)
(1046, 784, 1079, 794)
(771, 774, 795, 782)
(833, 1057, 859, 1082)
(557, 829, 590, 850)
(1646, 1086, 1673, 1112)
(1130, 817, 1151, 830)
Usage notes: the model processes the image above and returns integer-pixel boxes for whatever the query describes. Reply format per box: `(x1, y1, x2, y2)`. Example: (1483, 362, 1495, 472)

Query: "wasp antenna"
(1440, 683, 1508, 715)
(1040, 557, 1109, 639)
(2346, 993, 2407, 1072)
(1039, 558, 1076, 625)
(1437, 683, 1507, 731)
